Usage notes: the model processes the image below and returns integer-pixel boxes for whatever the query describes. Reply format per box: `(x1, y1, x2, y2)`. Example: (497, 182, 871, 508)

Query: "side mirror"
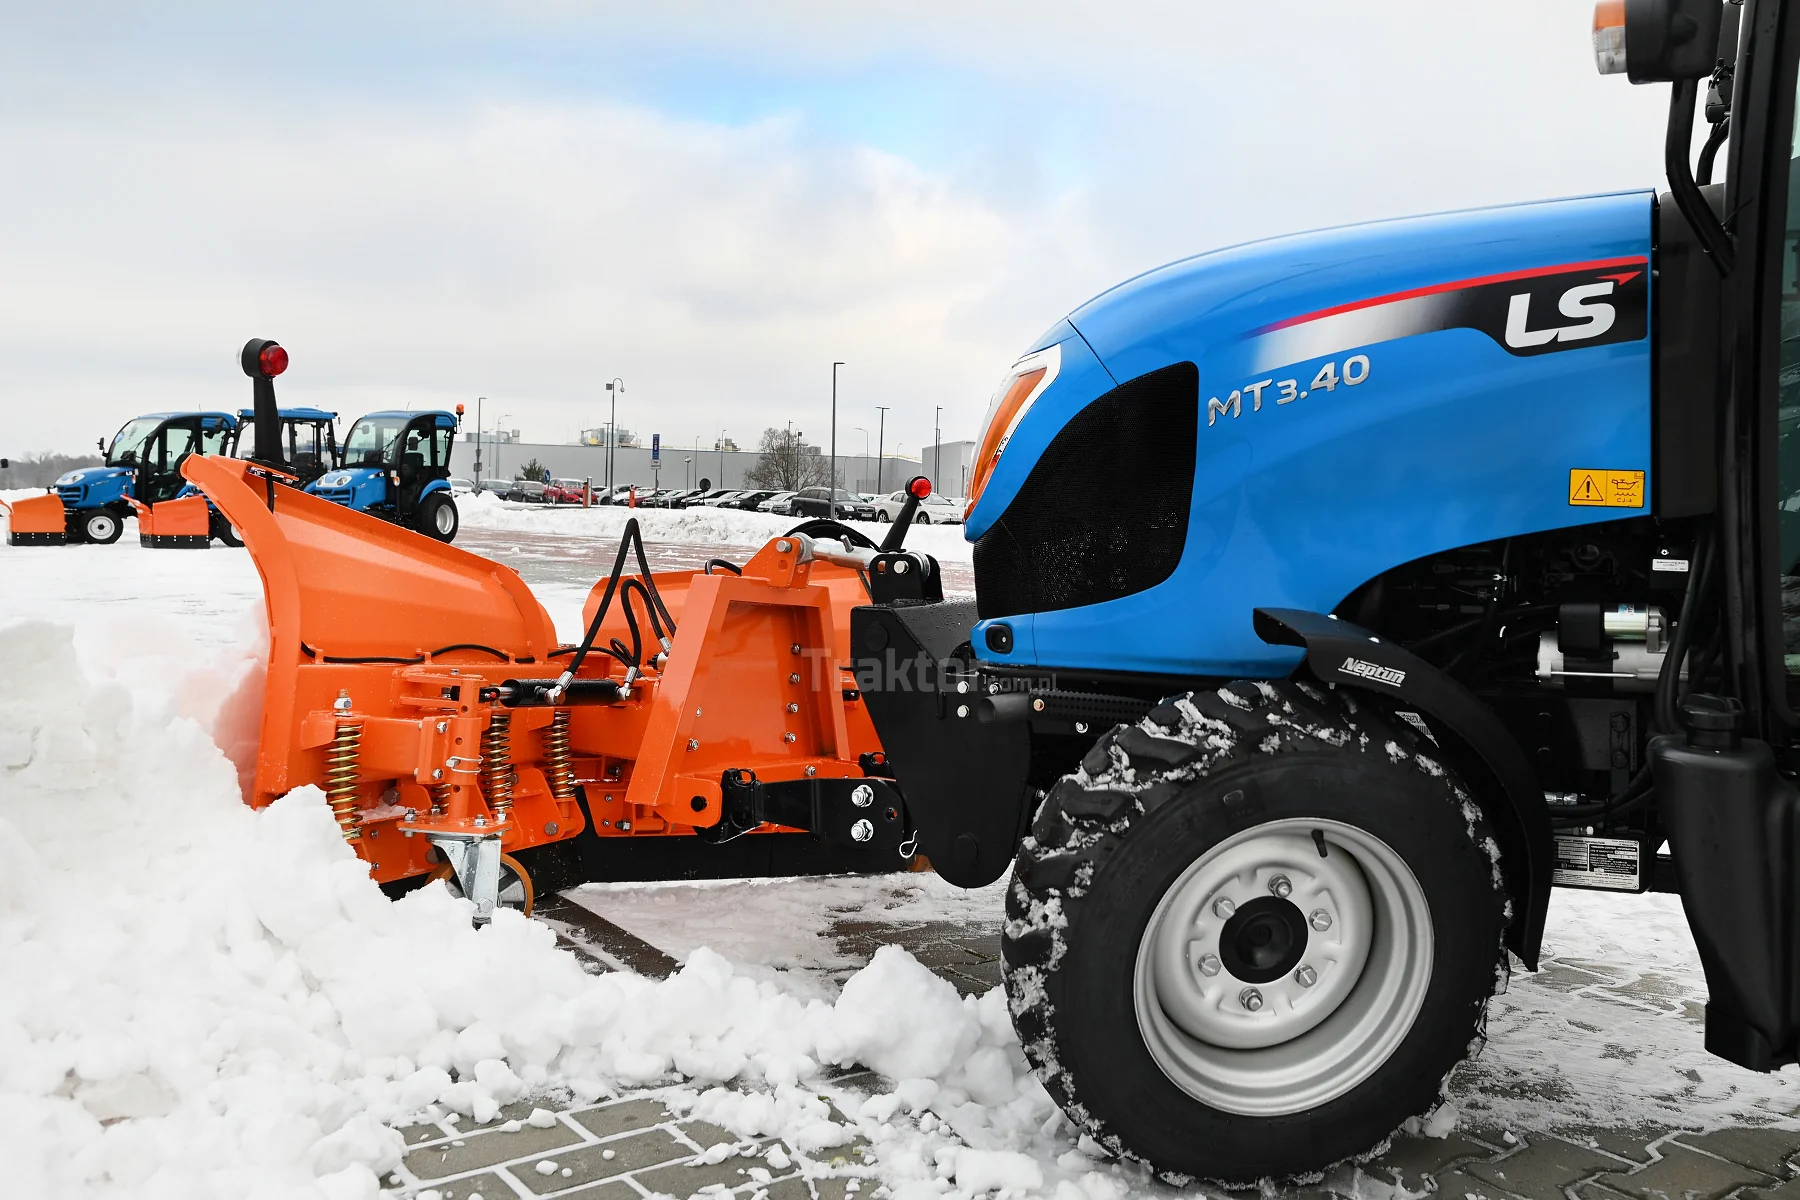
(1597, 0, 1724, 83)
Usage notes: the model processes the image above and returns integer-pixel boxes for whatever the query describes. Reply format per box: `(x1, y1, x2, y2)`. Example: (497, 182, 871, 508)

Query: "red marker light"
(259, 344, 289, 377)
(909, 476, 932, 499)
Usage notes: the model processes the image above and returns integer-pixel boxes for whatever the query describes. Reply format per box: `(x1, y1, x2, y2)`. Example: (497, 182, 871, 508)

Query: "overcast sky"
(1, 1, 1676, 463)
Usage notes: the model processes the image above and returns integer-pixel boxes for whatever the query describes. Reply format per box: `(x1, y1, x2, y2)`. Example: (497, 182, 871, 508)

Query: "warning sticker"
(1569, 469, 1645, 508)
(1553, 835, 1641, 891)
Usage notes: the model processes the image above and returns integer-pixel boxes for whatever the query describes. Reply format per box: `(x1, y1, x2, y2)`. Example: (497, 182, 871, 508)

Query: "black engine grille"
(973, 361, 1197, 621)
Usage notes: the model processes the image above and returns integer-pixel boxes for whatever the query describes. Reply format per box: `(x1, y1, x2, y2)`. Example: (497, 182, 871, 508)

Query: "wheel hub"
(1135, 818, 1434, 1115)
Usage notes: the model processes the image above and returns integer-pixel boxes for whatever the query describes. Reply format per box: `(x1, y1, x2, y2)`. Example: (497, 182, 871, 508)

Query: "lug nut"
(851, 818, 874, 843)
(787, 702, 799, 713)
(1269, 875, 1293, 899)
(687, 738, 699, 751)
(1295, 965, 1317, 988)
(431, 768, 444, 780)
(956, 704, 970, 718)
(791, 643, 802, 654)
(789, 673, 800, 684)
(851, 784, 874, 808)
(1310, 909, 1332, 931)
(804, 765, 817, 777)
(1212, 897, 1236, 920)
(1239, 988, 1264, 1012)
(1197, 952, 1222, 977)
(783, 732, 796, 743)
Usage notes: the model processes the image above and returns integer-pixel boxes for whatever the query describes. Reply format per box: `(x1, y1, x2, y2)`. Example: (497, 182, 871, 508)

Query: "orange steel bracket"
(183, 454, 559, 802)
(128, 494, 213, 548)
(3, 493, 68, 545)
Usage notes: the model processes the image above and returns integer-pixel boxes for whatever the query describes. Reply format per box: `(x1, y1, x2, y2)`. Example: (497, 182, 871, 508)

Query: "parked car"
(449, 477, 475, 495)
(649, 488, 696, 508)
(508, 479, 548, 503)
(690, 490, 749, 508)
(757, 491, 797, 515)
(596, 484, 645, 506)
(544, 478, 588, 504)
(680, 488, 734, 508)
(478, 478, 512, 495)
(789, 487, 877, 521)
(730, 490, 780, 511)
(873, 489, 965, 525)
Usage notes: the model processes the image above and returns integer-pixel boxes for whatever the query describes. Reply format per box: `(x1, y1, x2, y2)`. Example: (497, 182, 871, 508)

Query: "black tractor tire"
(82, 508, 124, 545)
(212, 513, 243, 547)
(1004, 679, 1507, 1185)
(416, 493, 459, 543)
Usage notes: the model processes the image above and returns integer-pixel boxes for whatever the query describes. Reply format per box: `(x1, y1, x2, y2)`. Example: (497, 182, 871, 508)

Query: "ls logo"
(1501, 268, 1643, 351)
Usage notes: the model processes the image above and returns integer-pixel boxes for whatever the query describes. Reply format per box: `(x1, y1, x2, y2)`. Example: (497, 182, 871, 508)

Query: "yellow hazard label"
(1568, 469, 1645, 508)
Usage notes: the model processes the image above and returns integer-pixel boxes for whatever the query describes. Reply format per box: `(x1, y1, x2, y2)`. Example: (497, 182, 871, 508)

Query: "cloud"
(0, 1, 1677, 458)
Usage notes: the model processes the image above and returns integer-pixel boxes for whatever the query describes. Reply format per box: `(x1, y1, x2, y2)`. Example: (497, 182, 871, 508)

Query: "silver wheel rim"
(1133, 817, 1433, 1116)
(434, 502, 456, 535)
(89, 514, 117, 540)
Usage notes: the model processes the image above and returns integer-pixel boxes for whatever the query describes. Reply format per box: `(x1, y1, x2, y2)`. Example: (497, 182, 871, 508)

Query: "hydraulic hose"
(548, 519, 677, 700)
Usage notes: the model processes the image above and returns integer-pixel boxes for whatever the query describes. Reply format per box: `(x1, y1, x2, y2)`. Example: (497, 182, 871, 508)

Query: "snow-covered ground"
(3, 494, 1798, 1200)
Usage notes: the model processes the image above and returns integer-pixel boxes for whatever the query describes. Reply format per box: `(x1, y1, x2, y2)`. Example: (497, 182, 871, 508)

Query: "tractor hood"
(56, 466, 130, 489)
(967, 190, 1656, 676)
(308, 466, 390, 510)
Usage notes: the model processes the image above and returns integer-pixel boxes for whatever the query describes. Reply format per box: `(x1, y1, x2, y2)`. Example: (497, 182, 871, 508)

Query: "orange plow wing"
(180, 453, 907, 903)
(127, 494, 213, 547)
(3, 493, 69, 546)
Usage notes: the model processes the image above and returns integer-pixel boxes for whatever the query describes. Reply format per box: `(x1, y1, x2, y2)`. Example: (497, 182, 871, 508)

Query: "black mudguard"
(1254, 607, 1553, 969)
(852, 601, 1034, 888)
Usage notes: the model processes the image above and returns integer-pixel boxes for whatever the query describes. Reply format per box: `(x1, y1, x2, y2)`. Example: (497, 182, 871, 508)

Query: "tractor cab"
(232, 407, 339, 483)
(307, 409, 462, 542)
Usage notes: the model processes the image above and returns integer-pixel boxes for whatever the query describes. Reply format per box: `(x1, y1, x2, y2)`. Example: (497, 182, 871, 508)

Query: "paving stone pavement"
(381, 897, 1800, 1199)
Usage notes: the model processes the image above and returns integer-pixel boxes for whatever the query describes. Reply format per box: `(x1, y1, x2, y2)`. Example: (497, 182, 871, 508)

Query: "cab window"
(1776, 69, 1800, 671)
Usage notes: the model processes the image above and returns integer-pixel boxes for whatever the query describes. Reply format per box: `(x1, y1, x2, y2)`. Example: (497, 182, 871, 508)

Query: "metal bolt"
(619, 820, 632, 831)
(804, 765, 817, 777)
(777, 540, 792, 553)
(787, 702, 799, 713)
(789, 673, 800, 684)
(894, 560, 910, 574)
(695, 708, 703, 716)
(334, 690, 352, 712)
(432, 768, 444, 780)
(1197, 953, 1222, 977)
(851, 784, 874, 808)
(450, 668, 460, 675)
(956, 704, 970, 718)
(956, 680, 969, 694)
(1032, 697, 1046, 712)
(1269, 874, 1293, 899)
(1295, 965, 1317, 988)
(783, 732, 797, 743)
(1309, 909, 1332, 931)
(791, 643, 802, 654)
(545, 822, 559, 835)
(850, 818, 874, 843)
(436, 721, 449, 734)
(687, 738, 699, 751)
(473, 816, 487, 827)
(1239, 988, 1264, 1012)
(1075, 721, 1089, 734)
(1213, 896, 1236, 919)
(404, 809, 417, 821)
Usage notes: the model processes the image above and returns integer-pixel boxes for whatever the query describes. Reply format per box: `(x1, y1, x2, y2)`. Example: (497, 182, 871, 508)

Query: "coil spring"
(324, 721, 364, 841)
(427, 783, 451, 816)
(544, 710, 577, 801)
(482, 711, 514, 819)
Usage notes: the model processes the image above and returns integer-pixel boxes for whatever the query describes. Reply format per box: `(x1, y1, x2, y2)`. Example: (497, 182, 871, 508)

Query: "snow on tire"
(1002, 678, 1508, 1184)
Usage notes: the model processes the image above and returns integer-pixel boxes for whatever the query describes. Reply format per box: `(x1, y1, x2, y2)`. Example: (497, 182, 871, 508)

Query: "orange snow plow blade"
(127, 494, 213, 548)
(2, 492, 69, 546)
(181, 453, 908, 913)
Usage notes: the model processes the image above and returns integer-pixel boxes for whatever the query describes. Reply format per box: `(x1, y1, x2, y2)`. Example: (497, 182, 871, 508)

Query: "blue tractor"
(53, 411, 238, 543)
(854, 0, 1800, 1180)
(306, 408, 463, 541)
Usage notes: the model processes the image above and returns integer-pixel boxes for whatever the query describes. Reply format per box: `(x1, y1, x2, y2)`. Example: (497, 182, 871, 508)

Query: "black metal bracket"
(867, 550, 943, 604)
(698, 770, 913, 862)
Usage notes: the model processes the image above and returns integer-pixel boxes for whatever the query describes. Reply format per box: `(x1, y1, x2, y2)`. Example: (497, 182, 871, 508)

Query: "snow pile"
(0, 617, 1066, 1199)
(458, 492, 975, 564)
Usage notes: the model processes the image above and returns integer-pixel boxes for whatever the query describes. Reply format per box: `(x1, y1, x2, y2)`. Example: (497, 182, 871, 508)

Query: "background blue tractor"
(853, 0, 1800, 1182)
(53, 411, 237, 543)
(306, 408, 463, 542)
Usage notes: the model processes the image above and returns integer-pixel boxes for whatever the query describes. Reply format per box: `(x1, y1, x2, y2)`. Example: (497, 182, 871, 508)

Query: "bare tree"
(1, 452, 103, 488)
(744, 428, 837, 491)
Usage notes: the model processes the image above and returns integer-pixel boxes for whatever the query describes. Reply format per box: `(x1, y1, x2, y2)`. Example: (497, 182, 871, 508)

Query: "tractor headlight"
(964, 342, 1061, 519)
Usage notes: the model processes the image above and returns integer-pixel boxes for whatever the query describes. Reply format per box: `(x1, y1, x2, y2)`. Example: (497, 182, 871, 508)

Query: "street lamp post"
(474, 396, 486, 478)
(874, 406, 889, 494)
(933, 406, 942, 489)
(683, 456, 692, 489)
(830, 362, 844, 512)
(605, 379, 623, 493)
